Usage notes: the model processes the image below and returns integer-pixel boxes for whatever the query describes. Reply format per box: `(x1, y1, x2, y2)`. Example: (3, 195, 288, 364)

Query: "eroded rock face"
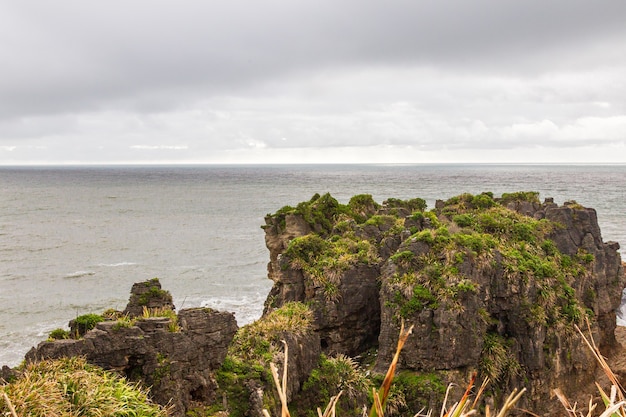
(123, 278, 176, 317)
(263, 192, 626, 414)
(26, 306, 237, 416)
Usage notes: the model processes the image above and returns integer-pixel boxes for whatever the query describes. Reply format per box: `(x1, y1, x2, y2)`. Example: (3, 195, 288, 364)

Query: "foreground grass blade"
(2, 393, 18, 417)
(369, 320, 414, 417)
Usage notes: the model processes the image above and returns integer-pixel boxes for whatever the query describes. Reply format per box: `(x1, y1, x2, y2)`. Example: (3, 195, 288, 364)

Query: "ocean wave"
(64, 270, 96, 279)
(97, 262, 138, 267)
(198, 294, 266, 326)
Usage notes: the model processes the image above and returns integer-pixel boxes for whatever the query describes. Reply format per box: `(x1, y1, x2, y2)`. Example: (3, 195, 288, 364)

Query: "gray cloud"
(1, 1, 625, 163)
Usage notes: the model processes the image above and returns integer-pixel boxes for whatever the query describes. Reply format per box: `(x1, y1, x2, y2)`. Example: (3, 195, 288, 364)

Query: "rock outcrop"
(123, 277, 176, 317)
(8, 192, 625, 416)
(263, 192, 626, 414)
(25, 280, 238, 416)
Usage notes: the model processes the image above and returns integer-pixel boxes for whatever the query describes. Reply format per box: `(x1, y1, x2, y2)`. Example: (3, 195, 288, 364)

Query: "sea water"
(1, 164, 625, 366)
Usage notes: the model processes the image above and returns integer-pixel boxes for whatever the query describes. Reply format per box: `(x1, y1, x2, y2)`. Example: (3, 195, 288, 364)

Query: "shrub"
(48, 328, 70, 340)
(348, 194, 380, 222)
(453, 213, 474, 228)
(286, 234, 329, 265)
(299, 354, 372, 415)
(379, 371, 446, 416)
(500, 191, 540, 205)
(229, 302, 313, 363)
(384, 197, 427, 212)
(479, 333, 521, 383)
(471, 193, 496, 209)
(72, 313, 105, 337)
(390, 250, 414, 267)
(396, 285, 439, 318)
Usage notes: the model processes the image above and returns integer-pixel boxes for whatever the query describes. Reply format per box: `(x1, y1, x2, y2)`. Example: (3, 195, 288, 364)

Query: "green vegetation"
(271, 191, 595, 330)
(500, 191, 540, 205)
(210, 302, 314, 416)
(285, 231, 380, 300)
(273, 193, 347, 235)
(297, 354, 372, 416)
(479, 333, 521, 383)
(73, 313, 104, 334)
(388, 192, 593, 327)
(230, 301, 313, 363)
(112, 315, 136, 330)
(48, 313, 105, 340)
(0, 357, 167, 417)
(348, 194, 380, 223)
(141, 306, 180, 332)
(270, 193, 438, 301)
(110, 307, 179, 332)
(48, 328, 70, 340)
(137, 283, 171, 306)
(272, 193, 426, 232)
(74, 313, 104, 328)
(375, 371, 446, 416)
(384, 197, 427, 213)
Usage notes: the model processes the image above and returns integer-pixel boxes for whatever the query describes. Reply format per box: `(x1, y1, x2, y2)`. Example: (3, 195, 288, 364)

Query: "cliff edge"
(262, 191, 626, 414)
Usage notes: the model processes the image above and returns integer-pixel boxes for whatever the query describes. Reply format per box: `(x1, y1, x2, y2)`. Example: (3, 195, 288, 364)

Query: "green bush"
(479, 333, 520, 383)
(286, 234, 330, 264)
(299, 354, 371, 416)
(471, 193, 496, 209)
(452, 214, 474, 228)
(73, 313, 105, 337)
(500, 191, 540, 205)
(48, 328, 70, 340)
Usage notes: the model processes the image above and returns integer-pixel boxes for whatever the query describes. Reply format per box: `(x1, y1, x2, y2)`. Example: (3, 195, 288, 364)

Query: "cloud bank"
(1, 1, 625, 164)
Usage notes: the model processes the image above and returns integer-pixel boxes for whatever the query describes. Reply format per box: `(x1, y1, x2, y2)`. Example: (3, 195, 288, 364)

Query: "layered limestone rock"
(263, 192, 626, 414)
(123, 277, 176, 317)
(25, 280, 238, 416)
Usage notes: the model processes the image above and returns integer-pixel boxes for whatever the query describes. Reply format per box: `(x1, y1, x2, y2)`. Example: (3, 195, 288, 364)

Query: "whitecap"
(199, 293, 266, 326)
(64, 271, 96, 279)
(97, 262, 138, 267)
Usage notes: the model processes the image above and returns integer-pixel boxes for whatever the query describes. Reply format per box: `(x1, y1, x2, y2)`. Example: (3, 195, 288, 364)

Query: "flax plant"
(369, 320, 415, 417)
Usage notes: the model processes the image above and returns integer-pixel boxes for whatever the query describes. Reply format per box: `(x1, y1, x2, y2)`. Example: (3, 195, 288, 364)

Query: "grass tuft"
(0, 356, 167, 416)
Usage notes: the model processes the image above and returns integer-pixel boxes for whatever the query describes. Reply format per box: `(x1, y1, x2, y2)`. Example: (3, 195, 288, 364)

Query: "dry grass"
(0, 356, 167, 417)
(141, 306, 180, 332)
(553, 321, 626, 417)
(229, 302, 313, 364)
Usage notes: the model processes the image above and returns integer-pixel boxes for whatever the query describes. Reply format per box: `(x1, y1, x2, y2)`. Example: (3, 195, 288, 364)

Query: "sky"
(1, 1, 626, 165)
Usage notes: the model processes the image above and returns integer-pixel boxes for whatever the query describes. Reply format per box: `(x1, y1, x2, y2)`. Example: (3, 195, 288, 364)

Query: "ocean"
(1, 164, 625, 366)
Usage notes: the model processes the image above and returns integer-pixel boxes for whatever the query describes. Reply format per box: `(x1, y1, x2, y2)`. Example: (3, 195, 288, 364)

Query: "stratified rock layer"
(26, 282, 238, 417)
(263, 192, 626, 414)
(123, 278, 176, 317)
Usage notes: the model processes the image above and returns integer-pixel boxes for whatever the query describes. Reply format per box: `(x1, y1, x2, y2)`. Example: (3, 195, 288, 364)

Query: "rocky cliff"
(7, 192, 625, 416)
(263, 192, 626, 414)
(19, 278, 318, 417)
(25, 278, 238, 416)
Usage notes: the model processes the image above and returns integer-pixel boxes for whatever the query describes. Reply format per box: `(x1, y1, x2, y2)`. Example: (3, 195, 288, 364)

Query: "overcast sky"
(1, 1, 625, 164)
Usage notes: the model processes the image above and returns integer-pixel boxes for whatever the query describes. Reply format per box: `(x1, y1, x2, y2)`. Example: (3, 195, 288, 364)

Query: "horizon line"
(2, 161, 626, 168)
